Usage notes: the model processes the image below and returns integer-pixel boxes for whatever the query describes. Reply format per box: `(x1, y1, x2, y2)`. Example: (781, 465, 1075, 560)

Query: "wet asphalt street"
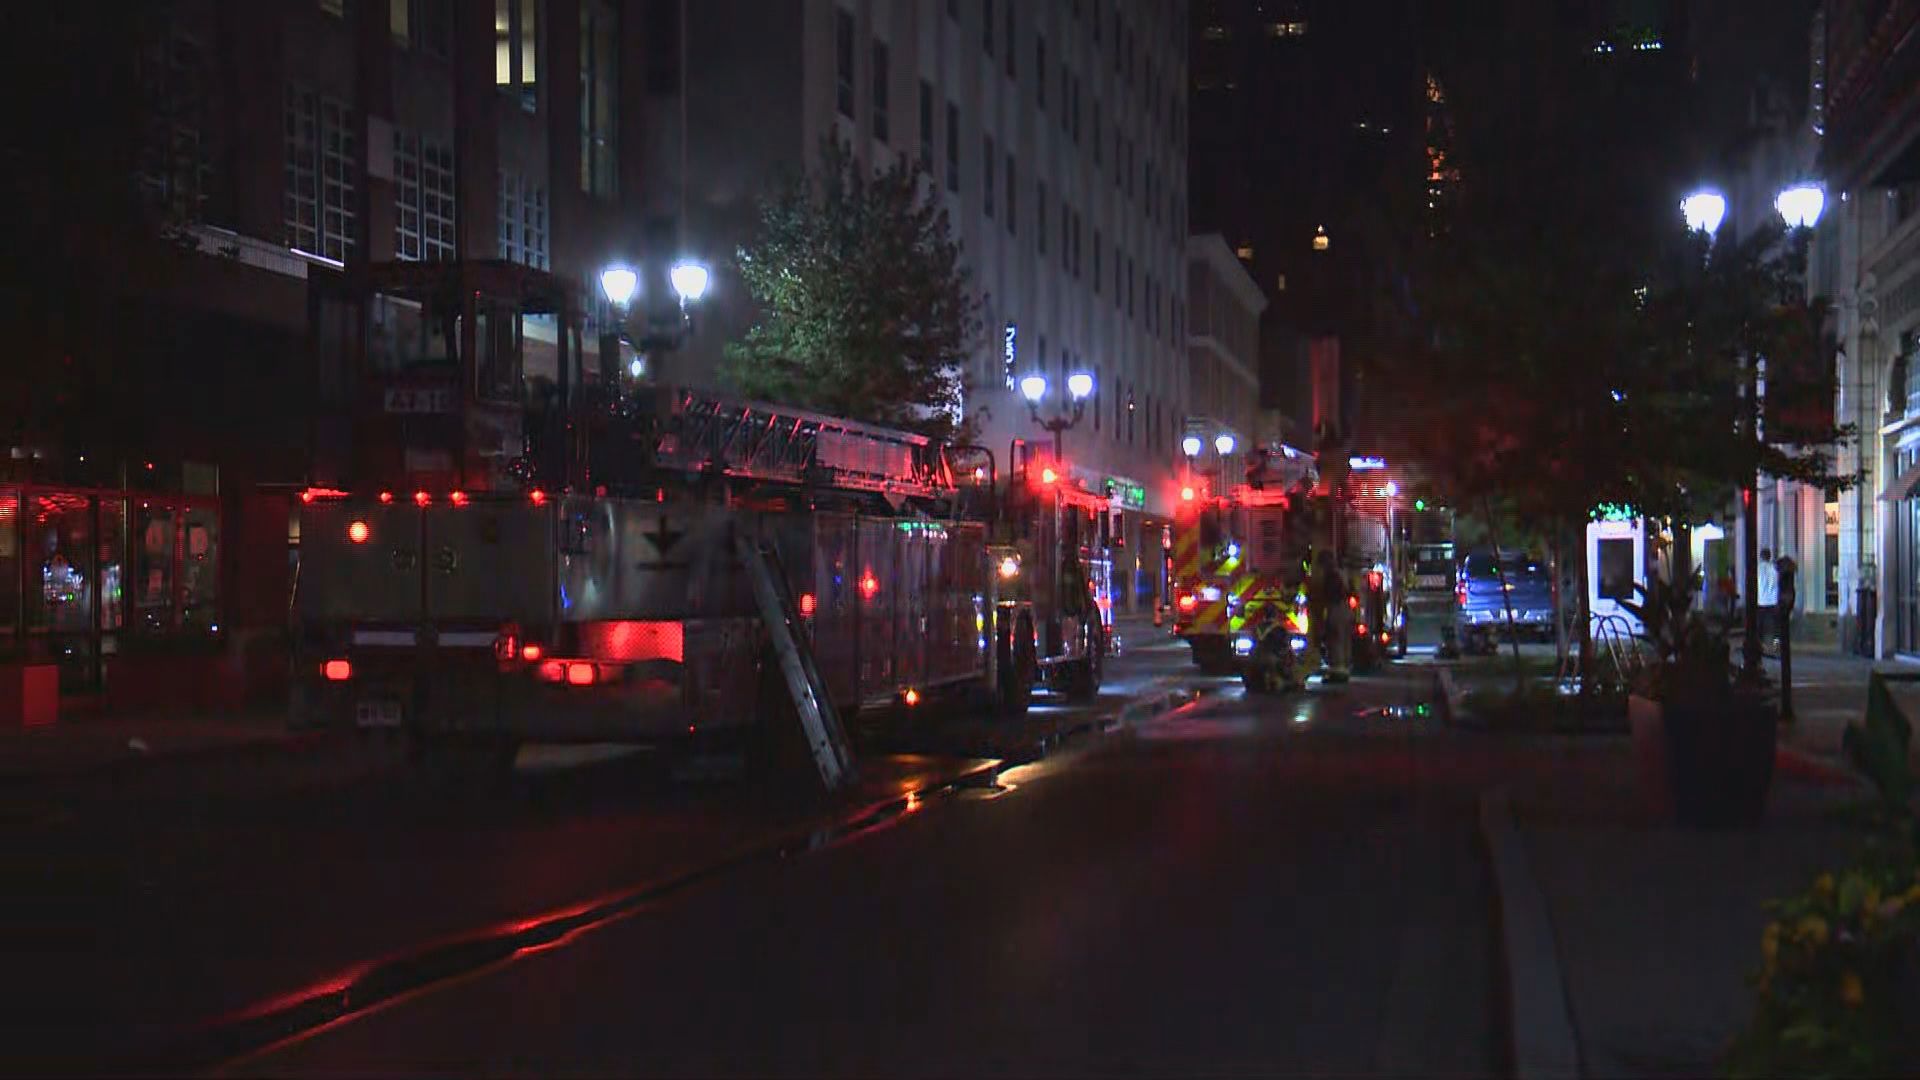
(236, 654, 1503, 1078)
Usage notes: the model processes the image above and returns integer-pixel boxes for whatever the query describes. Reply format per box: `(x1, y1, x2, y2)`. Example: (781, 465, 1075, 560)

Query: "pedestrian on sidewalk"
(1758, 548, 1779, 651)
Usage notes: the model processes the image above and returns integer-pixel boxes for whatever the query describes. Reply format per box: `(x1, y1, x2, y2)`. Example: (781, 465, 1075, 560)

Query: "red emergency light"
(449, 491, 469, 507)
(860, 573, 880, 600)
(414, 491, 432, 507)
(347, 520, 371, 544)
(1367, 570, 1384, 592)
(1177, 593, 1197, 612)
(378, 491, 394, 505)
(321, 659, 352, 681)
(1181, 486, 1195, 501)
(1041, 467, 1059, 485)
(799, 592, 818, 617)
(528, 489, 547, 506)
(301, 487, 349, 504)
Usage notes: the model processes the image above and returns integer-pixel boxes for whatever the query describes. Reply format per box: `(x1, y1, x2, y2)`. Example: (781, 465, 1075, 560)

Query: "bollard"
(1777, 556, 1796, 722)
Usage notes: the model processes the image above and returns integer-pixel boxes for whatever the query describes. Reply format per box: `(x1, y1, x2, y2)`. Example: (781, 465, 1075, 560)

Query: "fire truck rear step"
(734, 530, 858, 792)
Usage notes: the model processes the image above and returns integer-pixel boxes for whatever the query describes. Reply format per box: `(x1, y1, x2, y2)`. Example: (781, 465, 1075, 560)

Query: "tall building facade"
(1821, 0, 1920, 656)
(655, 1, 1192, 607)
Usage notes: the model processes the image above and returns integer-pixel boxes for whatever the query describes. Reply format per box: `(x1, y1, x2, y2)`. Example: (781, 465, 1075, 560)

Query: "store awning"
(1878, 461, 1920, 501)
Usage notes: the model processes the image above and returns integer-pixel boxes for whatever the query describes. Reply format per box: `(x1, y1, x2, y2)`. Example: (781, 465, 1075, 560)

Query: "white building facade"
(646, 0, 1190, 611)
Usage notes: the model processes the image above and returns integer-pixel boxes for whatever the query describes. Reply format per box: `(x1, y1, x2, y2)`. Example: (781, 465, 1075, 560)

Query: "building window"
(1036, 37, 1047, 110)
(1071, 75, 1081, 143)
(920, 80, 935, 171)
(1037, 181, 1047, 255)
(285, 85, 357, 261)
(137, 29, 211, 224)
(498, 173, 549, 269)
(983, 134, 995, 219)
(396, 131, 456, 261)
(872, 40, 890, 142)
(494, 0, 539, 112)
(982, 0, 993, 56)
(835, 9, 854, 118)
(946, 102, 960, 193)
(1006, 154, 1017, 235)
(1005, 3, 1016, 78)
(415, 0, 452, 58)
(580, 0, 618, 197)
(1060, 201, 1069, 272)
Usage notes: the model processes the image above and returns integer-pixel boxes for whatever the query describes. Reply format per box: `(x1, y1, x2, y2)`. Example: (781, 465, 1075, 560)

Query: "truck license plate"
(355, 699, 403, 728)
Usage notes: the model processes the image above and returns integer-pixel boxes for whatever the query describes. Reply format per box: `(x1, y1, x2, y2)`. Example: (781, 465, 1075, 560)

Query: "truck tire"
(1192, 636, 1235, 676)
(996, 615, 1035, 718)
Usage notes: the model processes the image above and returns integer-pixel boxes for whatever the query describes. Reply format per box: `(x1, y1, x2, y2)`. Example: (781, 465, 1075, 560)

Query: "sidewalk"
(1483, 738, 1887, 1078)
(1770, 644, 1920, 768)
(0, 704, 304, 784)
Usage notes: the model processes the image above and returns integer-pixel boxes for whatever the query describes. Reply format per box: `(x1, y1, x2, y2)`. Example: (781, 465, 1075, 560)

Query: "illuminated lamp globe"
(599, 266, 638, 307)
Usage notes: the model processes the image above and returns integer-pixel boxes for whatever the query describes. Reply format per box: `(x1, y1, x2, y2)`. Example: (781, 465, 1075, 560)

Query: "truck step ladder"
(734, 529, 858, 792)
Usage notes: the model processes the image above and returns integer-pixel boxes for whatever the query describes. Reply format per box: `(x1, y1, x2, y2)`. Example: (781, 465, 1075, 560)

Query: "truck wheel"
(1064, 623, 1103, 703)
(996, 615, 1035, 718)
(1193, 637, 1235, 676)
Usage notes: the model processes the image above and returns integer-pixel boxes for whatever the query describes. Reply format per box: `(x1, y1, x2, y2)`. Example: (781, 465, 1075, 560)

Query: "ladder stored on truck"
(657, 389, 953, 498)
(734, 529, 859, 792)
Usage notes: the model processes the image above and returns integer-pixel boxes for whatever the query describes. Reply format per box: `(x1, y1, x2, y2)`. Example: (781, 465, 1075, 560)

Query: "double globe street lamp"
(1678, 180, 1826, 680)
(1021, 370, 1096, 460)
(599, 259, 711, 378)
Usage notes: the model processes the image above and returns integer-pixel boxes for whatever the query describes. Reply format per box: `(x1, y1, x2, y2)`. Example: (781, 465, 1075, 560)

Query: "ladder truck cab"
(970, 441, 1112, 702)
(1171, 481, 1314, 676)
(291, 260, 1037, 782)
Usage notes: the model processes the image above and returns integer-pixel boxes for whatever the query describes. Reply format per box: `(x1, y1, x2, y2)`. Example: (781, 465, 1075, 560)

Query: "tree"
(723, 138, 983, 443)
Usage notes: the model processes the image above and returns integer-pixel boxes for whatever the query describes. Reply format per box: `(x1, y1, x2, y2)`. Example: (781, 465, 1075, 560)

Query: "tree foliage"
(723, 139, 982, 443)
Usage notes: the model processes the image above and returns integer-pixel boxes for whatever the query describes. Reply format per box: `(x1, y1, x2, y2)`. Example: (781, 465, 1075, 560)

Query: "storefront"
(0, 484, 221, 702)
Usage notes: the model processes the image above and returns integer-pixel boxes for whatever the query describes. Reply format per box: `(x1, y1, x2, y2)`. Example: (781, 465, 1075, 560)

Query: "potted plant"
(1625, 573, 1778, 827)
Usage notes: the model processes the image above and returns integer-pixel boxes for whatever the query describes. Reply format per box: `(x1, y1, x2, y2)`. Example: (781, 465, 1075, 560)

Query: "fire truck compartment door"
(423, 502, 556, 621)
(298, 501, 425, 623)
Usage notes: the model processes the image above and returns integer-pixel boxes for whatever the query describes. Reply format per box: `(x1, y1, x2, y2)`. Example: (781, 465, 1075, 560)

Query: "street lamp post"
(1772, 183, 1823, 715)
(1214, 433, 1235, 499)
(600, 259, 710, 379)
(1022, 371, 1096, 461)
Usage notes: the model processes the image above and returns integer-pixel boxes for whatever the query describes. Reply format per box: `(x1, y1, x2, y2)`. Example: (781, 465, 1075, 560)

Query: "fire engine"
(288, 261, 1107, 786)
(1171, 465, 1406, 677)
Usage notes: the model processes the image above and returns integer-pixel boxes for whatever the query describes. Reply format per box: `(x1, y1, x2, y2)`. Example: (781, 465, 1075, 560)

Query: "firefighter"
(1310, 548, 1352, 682)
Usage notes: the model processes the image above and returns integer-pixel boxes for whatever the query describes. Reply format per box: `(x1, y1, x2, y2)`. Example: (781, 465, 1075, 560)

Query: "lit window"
(284, 85, 357, 261)
(391, 0, 409, 43)
(1312, 226, 1330, 252)
(396, 131, 457, 261)
(1276, 273, 1287, 292)
(498, 172, 548, 269)
(494, 0, 538, 112)
(1235, 242, 1253, 261)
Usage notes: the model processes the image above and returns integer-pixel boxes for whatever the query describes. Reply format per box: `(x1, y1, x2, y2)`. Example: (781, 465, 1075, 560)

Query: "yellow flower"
(1840, 970, 1864, 1008)
(1796, 915, 1830, 945)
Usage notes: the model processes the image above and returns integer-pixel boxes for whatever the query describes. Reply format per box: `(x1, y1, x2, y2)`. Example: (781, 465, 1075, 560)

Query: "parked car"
(1456, 551, 1554, 653)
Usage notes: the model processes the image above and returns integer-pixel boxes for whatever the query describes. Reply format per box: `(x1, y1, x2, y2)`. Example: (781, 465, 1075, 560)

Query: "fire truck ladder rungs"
(733, 529, 858, 792)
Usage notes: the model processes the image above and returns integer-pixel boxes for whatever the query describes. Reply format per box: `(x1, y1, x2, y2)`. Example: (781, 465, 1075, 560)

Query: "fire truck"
(288, 260, 1107, 786)
(1171, 468, 1404, 677)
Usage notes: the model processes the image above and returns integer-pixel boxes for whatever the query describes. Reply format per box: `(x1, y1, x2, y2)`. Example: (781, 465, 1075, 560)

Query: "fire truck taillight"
(322, 659, 352, 681)
(528, 489, 547, 506)
(1178, 594, 1198, 612)
(1367, 570, 1384, 592)
(378, 491, 394, 504)
(860, 573, 880, 600)
(565, 662, 597, 687)
(798, 593, 817, 617)
(414, 491, 432, 507)
(347, 520, 371, 544)
(520, 643, 543, 661)
(537, 660, 566, 682)
(449, 491, 469, 507)
(998, 556, 1021, 579)
(1348, 595, 1360, 610)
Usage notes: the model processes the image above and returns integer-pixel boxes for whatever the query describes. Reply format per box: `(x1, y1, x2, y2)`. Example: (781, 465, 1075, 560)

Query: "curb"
(1478, 787, 1582, 1080)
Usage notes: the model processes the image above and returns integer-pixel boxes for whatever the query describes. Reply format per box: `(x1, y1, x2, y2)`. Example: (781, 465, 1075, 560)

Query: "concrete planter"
(1629, 690, 1777, 827)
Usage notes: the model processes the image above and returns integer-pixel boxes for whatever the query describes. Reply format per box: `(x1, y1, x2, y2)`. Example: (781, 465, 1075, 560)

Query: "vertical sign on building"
(1004, 322, 1018, 388)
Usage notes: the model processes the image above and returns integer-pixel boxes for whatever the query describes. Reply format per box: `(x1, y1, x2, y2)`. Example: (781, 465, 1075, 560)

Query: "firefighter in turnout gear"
(1311, 548, 1353, 682)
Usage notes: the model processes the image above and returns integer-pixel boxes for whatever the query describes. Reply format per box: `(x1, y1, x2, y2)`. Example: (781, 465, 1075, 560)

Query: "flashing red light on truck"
(322, 659, 352, 681)
(414, 490, 432, 507)
(347, 520, 371, 544)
